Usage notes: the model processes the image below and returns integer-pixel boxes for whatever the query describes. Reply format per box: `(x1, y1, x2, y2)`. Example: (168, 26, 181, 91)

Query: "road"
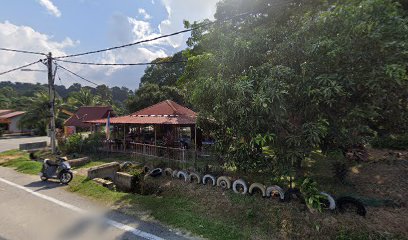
(0, 136, 49, 152)
(0, 167, 193, 240)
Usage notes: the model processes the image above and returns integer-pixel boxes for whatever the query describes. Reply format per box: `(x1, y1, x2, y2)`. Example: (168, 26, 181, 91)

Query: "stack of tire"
(144, 166, 366, 216)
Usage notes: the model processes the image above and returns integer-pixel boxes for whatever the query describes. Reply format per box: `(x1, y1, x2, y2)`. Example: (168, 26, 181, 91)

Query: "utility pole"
(47, 52, 56, 154)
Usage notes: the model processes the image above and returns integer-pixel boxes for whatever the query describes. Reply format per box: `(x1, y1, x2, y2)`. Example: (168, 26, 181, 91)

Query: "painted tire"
(149, 168, 163, 177)
(216, 176, 231, 189)
(232, 179, 248, 194)
(202, 174, 216, 186)
(249, 183, 267, 197)
(164, 168, 173, 177)
(176, 171, 188, 182)
(320, 192, 336, 210)
(172, 170, 178, 178)
(188, 172, 201, 184)
(336, 196, 366, 216)
(266, 185, 285, 201)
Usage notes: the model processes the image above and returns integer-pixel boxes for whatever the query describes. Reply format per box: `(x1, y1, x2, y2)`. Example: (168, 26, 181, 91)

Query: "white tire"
(249, 183, 266, 197)
(176, 171, 188, 182)
(188, 172, 201, 184)
(216, 176, 232, 189)
(202, 174, 216, 186)
(266, 185, 285, 200)
(232, 179, 248, 194)
(320, 192, 336, 210)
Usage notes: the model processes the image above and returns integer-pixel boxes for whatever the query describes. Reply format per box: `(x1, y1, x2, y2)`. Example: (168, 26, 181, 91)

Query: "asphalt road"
(0, 136, 50, 152)
(0, 167, 193, 240)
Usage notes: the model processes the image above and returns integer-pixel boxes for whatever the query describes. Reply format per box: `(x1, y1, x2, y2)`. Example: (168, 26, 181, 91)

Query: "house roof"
(87, 100, 196, 125)
(0, 110, 25, 119)
(64, 106, 114, 128)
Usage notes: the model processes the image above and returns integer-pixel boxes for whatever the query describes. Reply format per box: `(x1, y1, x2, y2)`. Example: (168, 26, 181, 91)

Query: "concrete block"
(87, 162, 120, 180)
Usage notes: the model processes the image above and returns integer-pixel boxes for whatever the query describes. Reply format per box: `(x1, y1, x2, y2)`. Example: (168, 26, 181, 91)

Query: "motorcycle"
(40, 156, 73, 184)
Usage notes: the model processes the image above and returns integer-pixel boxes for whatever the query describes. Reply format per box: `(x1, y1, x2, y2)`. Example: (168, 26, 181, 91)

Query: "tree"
(67, 88, 103, 109)
(126, 83, 185, 113)
(184, 0, 408, 176)
(140, 51, 187, 87)
(19, 91, 66, 135)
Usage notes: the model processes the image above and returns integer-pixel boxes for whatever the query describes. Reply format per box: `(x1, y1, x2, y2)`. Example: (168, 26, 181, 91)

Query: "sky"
(0, 0, 220, 90)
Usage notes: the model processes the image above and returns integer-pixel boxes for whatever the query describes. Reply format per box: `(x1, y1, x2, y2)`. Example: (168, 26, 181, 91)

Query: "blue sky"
(0, 0, 219, 90)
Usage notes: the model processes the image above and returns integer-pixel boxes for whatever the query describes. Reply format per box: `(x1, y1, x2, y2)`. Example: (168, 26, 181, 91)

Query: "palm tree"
(67, 88, 103, 109)
(19, 91, 66, 135)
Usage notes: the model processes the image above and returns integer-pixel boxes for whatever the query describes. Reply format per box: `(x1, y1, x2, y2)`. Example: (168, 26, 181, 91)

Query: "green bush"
(371, 134, 408, 150)
(299, 178, 324, 212)
(61, 133, 84, 154)
(83, 132, 104, 154)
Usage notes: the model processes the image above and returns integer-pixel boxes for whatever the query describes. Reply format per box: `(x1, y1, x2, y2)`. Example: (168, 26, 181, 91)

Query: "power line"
(0, 60, 43, 76)
(53, 6, 272, 59)
(54, 62, 99, 86)
(0, 47, 47, 56)
(53, 58, 187, 66)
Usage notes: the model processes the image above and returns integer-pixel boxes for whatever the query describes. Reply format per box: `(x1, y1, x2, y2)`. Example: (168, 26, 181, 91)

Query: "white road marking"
(0, 177, 164, 240)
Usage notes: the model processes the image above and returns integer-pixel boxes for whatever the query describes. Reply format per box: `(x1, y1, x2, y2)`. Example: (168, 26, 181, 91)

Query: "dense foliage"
(180, 0, 408, 176)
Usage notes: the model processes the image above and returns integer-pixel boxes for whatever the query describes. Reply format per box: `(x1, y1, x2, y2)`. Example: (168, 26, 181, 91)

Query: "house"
(0, 109, 26, 133)
(64, 106, 114, 135)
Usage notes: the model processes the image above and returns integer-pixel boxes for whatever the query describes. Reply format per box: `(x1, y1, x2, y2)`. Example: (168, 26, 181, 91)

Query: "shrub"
(299, 178, 324, 212)
(61, 133, 84, 154)
(83, 132, 104, 154)
(371, 134, 408, 150)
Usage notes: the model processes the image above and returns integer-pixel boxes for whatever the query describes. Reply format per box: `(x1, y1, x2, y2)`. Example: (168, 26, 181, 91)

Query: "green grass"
(67, 175, 244, 240)
(0, 150, 42, 175)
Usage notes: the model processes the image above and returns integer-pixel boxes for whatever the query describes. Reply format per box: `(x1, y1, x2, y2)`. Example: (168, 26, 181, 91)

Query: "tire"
(149, 168, 163, 177)
(176, 171, 188, 182)
(336, 196, 366, 216)
(266, 185, 285, 201)
(216, 176, 231, 189)
(202, 174, 216, 186)
(320, 192, 336, 210)
(232, 179, 248, 195)
(188, 172, 201, 184)
(172, 170, 178, 178)
(59, 171, 73, 184)
(164, 168, 173, 177)
(40, 176, 48, 181)
(249, 183, 267, 197)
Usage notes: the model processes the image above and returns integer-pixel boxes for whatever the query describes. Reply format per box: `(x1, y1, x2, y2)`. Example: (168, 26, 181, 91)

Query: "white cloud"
(159, 0, 220, 48)
(138, 8, 152, 20)
(38, 0, 61, 18)
(0, 21, 78, 85)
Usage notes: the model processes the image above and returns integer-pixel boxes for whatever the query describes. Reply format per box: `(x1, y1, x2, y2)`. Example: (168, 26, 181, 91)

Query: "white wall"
(8, 115, 23, 133)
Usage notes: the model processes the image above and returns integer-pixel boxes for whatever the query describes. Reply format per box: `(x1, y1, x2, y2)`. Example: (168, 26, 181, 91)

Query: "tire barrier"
(149, 168, 163, 178)
(188, 172, 201, 184)
(336, 196, 366, 216)
(202, 174, 216, 186)
(216, 176, 232, 189)
(249, 183, 267, 197)
(176, 171, 188, 182)
(164, 168, 173, 177)
(266, 185, 285, 200)
(232, 179, 248, 194)
(320, 192, 336, 210)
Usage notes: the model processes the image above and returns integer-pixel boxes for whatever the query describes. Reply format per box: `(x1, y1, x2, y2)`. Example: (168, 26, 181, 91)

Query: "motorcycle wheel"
(59, 171, 73, 184)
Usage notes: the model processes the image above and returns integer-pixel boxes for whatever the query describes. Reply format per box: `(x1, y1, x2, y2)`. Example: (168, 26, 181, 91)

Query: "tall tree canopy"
(182, 0, 408, 174)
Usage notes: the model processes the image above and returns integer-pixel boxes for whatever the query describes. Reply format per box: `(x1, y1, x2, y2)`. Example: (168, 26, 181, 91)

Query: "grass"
(68, 175, 245, 240)
(0, 150, 42, 175)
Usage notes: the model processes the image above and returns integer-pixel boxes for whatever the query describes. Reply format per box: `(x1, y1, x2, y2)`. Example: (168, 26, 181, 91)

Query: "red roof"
(87, 100, 196, 125)
(64, 106, 114, 128)
(0, 110, 25, 119)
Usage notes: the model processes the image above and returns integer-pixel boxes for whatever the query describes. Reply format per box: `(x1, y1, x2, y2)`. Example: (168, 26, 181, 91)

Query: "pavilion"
(86, 100, 201, 161)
